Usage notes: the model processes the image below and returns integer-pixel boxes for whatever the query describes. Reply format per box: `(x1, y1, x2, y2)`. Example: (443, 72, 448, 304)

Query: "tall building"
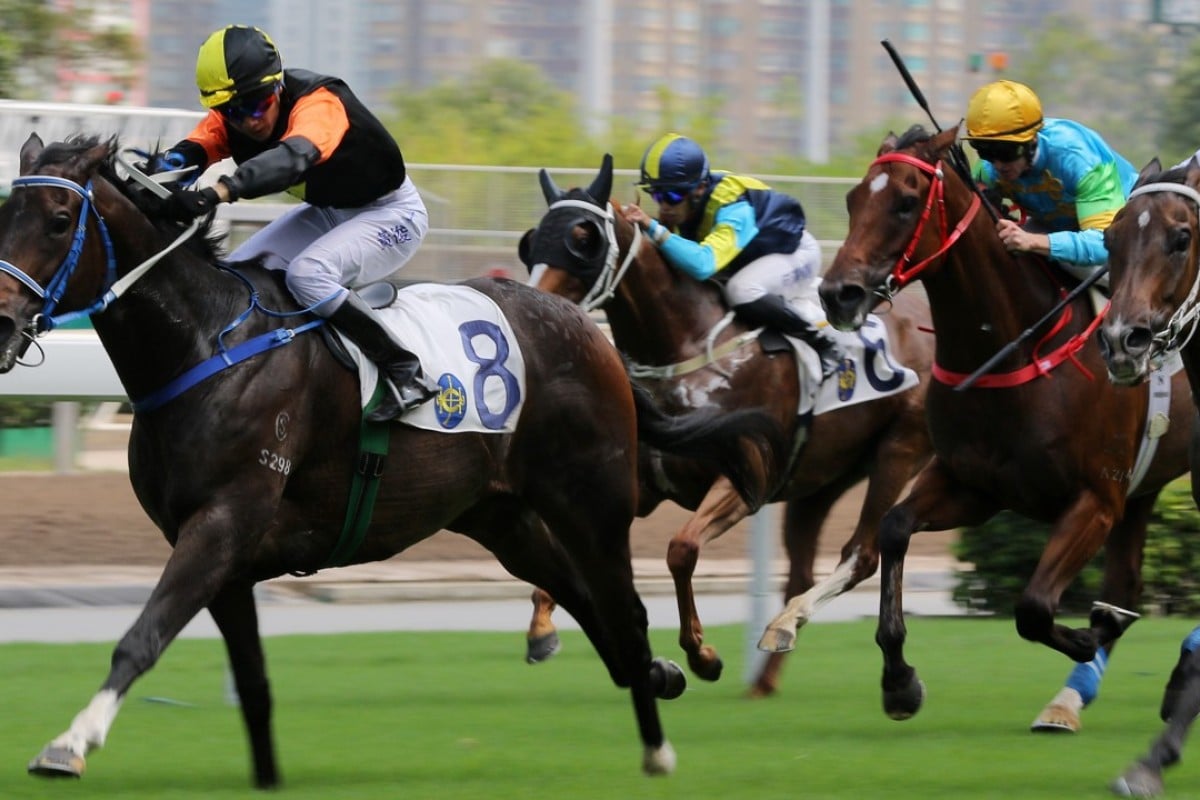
(58, 0, 1178, 166)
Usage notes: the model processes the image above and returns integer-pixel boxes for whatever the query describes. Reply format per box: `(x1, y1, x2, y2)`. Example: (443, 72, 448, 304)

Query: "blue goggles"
(218, 86, 279, 123)
(649, 187, 691, 205)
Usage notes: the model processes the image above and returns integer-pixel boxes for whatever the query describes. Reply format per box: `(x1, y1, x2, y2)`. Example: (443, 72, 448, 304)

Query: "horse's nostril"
(1124, 327, 1153, 353)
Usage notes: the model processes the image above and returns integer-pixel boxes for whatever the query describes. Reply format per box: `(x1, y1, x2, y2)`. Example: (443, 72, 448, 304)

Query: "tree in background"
(0, 0, 139, 101)
(1160, 35, 1200, 164)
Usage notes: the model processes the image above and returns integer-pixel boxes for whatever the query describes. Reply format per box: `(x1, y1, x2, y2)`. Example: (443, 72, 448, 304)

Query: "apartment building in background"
(35, 1, 1173, 165)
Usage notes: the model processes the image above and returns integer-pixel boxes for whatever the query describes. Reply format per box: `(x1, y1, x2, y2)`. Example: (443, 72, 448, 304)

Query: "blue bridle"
(0, 174, 117, 332)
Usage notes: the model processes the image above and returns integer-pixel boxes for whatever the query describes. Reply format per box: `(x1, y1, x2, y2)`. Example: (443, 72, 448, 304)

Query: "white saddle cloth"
(336, 283, 527, 434)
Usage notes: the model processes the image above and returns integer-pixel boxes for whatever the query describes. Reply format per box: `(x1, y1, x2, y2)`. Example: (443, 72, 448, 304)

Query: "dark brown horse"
(806, 125, 1193, 731)
(520, 154, 936, 695)
(2, 134, 779, 786)
(1095, 157, 1200, 798)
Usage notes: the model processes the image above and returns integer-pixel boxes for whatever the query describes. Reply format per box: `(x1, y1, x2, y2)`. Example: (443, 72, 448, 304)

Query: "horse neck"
(917, 179, 1077, 373)
(90, 181, 269, 397)
(603, 215, 733, 365)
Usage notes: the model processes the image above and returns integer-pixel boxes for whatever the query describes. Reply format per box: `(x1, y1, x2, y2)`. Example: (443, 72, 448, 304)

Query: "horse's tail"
(631, 381, 785, 510)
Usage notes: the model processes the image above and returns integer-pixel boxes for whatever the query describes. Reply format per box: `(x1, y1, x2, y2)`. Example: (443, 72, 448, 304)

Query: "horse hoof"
(883, 677, 926, 720)
(652, 658, 687, 700)
(687, 647, 724, 682)
(643, 740, 677, 775)
(757, 626, 796, 654)
(525, 632, 561, 664)
(1110, 762, 1164, 798)
(27, 746, 84, 779)
(1030, 702, 1081, 733)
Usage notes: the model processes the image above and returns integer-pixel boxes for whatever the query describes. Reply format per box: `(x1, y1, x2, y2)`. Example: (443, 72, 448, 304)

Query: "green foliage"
(952, 511, 1102, 615)
(1160, 36, 1200, 164)
(954, 478, 1200, 616)
(0, 0, 139, 100)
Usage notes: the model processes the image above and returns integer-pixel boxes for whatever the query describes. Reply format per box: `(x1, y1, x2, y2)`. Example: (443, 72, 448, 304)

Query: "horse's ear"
(930, 128, 958, 158)
(538, 168, 564, 205)
(878, 132, 899, 156)
(19, 133, 43, 175)
(585, 154, 613, 206)
(1136, 158, 1162, 186)
(517, 229, 536, 270)
(75, 138, 115, 176)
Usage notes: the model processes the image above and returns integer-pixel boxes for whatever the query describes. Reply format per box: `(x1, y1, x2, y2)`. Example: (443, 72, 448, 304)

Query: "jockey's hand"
(621, 203, 651, 231)
(163, 186, 220, 222)
(995, 218, 1050, 256)
(150, 150, 187, 175)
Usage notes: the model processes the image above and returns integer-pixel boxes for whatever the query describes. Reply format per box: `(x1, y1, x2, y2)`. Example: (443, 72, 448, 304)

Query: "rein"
(553, 197, 762, 379)
(1124, 181, 1200, 359)
(874, 151, 1099, 389)
(4, 172, 323, 412)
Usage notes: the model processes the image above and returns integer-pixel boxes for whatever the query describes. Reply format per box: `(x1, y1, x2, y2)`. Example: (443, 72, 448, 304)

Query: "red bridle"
(870, 151, 1102, 388)
(871, 152, 982, 289)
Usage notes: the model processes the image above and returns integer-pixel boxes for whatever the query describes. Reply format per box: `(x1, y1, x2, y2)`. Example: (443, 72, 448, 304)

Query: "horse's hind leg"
(471, 505, 678, 774)
(1111, 646, 1200, 798)
(525, 587, 561, 664)
(207, 582, 278, 788)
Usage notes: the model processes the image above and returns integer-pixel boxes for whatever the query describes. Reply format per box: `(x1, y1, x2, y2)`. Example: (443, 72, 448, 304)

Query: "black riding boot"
(733, 294, 843, 379)
(329, 292, 439, 420)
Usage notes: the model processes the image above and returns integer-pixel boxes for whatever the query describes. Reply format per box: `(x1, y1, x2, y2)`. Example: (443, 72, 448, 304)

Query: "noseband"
(1, 175, 116, 332)
(1123, 181, 1200, 357)
(870, 152, 982, 297)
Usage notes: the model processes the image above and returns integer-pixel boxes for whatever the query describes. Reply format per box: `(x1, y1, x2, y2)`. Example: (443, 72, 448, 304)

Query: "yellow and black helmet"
(195, 25, 283, 109)
(965, 80, 1044, 143)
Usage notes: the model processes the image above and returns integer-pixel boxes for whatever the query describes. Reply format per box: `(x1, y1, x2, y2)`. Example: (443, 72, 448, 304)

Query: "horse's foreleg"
(1033, 495, 1151, 734)
(667, 477, 750, 682)
(526, 587, 561, 664)
(873, 460, 994, 722)
(207, 582, 278, 789)
(1110, 646, 1200, 798)
(28, 525, 239, 780)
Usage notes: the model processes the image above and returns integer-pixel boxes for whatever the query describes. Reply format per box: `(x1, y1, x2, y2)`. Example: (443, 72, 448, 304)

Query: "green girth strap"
(324, 383, 391, 568)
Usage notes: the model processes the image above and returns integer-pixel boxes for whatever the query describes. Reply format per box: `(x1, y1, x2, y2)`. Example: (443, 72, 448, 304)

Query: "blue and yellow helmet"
(638, 133, 710, 190)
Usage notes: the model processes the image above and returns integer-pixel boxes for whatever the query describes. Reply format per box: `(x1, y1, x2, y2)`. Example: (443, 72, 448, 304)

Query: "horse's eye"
(895, 194, 919, 216)
(46, 212, 72, 237)
(1169, 227, 1191, 255)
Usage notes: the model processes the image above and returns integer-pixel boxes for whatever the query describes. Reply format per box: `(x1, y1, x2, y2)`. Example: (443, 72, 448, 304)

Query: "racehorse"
(1094, 157, 1200, 798)
(2, 133, 779, 786)
(520, 154, 936, 695)
(798, 124, 1194, 730)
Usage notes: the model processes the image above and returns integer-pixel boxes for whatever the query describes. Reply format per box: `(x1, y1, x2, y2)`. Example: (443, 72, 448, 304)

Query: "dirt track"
(0, 470, 955, 569)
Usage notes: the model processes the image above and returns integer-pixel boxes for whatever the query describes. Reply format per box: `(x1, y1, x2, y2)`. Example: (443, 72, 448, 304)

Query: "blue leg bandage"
(1181, 624, 1200, 654)
(1065, 646, 1109, 707)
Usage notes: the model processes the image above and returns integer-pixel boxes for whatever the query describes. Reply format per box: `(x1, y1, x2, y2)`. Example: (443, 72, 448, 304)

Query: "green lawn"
(0, 618, 1195, 799)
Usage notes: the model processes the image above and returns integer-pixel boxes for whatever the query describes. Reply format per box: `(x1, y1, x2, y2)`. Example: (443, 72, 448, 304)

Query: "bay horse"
(1094, 157, 1200, 798)
(801, 124, 1194, 731)
(520, 154, 936, 695)
(2, 133, 779, 786)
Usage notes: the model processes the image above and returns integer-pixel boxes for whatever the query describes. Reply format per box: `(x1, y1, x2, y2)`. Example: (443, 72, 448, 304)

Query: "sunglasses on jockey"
(649, 186, 695, 206)
(969, 139, 1026, 164)
(217, 85, 280, 123)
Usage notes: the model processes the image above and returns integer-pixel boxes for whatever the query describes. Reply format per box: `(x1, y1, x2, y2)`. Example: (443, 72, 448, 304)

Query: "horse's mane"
(895, 124, 934, 150)
(35, 134, 226, 263)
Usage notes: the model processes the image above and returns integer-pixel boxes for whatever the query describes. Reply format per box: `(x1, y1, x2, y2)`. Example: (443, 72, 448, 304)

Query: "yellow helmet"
(195, 25, 283, 109)
(965, 80, 1044, 143)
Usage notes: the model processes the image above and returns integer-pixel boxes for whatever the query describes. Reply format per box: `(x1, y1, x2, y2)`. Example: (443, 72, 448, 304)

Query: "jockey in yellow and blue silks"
(965, 80, 1136, 283)
(621, 133, 843, 379)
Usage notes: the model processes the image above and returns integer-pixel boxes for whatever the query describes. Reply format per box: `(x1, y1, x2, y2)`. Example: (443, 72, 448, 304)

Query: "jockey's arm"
(659, 200, 759, 280)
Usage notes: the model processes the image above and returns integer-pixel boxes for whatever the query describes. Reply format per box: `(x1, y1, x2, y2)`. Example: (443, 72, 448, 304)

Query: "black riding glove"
(164, 187, 220, 222)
